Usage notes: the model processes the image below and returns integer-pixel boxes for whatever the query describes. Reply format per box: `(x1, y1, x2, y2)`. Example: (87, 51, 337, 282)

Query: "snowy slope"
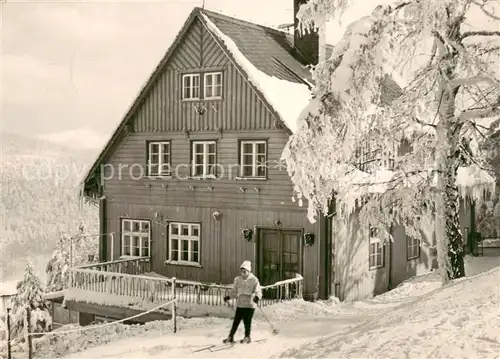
(17, 256, 499, 359)
(284, 267, 500, 358)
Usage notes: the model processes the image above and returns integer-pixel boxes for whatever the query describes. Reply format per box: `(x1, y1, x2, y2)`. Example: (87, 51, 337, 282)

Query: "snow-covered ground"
(5, 255, 499, 359)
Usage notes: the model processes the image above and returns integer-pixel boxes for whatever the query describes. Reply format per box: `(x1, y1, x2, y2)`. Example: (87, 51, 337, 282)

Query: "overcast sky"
(2, 0, 497, 149)
(1, 0, 298, 148)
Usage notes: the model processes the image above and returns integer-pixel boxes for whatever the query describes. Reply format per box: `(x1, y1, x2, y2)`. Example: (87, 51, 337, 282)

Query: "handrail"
(68, 263, 304, 308)
(76, 256, 149, 269)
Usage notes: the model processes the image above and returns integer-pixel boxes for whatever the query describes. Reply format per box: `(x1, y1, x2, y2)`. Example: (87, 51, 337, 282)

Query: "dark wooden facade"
(88, 13, 324, 298)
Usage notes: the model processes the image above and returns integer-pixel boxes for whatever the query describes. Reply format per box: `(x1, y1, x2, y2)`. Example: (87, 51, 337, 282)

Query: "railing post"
(26, 308, 33, 359)
(7, 308, 11, 359)
(172, 277, 177, 334)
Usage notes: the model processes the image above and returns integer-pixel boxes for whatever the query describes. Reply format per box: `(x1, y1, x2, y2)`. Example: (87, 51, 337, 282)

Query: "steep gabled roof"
(81, 7, 319, 196)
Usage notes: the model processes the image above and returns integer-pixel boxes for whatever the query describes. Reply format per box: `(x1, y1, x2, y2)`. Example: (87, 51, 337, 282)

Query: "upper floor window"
(240, 140, 267, 178)
(121, 219, 150, 257)
(204, 72, 223, 99)
(407, 235, 420, 260)
(369, 226, 384, 270)
(191, 141, 217, 178)
(147, 141, 171, 177)
(355, 140, 396, 173)
(182, 74, 200, 100)
(168, 222, 201, 265)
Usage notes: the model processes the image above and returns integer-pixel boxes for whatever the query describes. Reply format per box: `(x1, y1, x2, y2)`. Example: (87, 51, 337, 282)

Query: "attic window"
(182, 74, 200, 100)
(204, 72, 222, 99)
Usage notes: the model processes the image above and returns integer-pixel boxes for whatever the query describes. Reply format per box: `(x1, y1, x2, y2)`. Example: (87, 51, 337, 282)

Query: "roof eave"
(80, 7, 203, 190)
(198, 10, 296, 135)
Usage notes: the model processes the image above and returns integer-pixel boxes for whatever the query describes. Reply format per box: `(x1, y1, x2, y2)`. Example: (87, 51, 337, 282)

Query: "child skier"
(223, 260, 262, 344)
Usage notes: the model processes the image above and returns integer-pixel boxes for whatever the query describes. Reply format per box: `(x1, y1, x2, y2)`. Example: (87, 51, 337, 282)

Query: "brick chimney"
(293, 0, 319, 65)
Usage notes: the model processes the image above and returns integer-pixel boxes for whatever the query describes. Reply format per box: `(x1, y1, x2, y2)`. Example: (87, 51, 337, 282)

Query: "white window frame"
(182, 73, 200, 100)
(240, 140, 267, 178)
(147, 141, 171, 177)
(203, 72, 223, 100)
(168, 222, 201, 265)
(369, 227, 384, 270)
(406, 235, 420, 260)
(191, 141, 217, 178)
(356, 140, 396, 172)
(121, 219, 151, 258)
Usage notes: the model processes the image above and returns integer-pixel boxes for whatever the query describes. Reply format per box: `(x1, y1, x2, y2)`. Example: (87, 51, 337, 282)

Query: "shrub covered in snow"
(10, 263, 52, 340)
(45, 237, 70, 292)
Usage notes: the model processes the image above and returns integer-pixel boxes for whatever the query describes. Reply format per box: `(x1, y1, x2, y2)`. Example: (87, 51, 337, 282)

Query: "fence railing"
(69, 263, 303, 308)
(77, 257, 150, 275)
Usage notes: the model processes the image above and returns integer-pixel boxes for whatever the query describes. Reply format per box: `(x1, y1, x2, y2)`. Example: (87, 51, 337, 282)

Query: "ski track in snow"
(61, 313, 371, 359)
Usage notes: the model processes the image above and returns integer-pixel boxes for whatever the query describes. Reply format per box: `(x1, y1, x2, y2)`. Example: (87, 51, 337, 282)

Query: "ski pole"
(257, 305, 279, 335)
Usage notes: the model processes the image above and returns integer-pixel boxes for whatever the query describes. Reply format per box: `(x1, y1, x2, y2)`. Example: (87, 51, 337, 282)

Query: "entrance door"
(258, 229, 302, 298)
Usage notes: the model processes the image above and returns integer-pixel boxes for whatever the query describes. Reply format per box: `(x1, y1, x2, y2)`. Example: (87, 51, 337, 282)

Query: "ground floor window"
(121, 219, 151, 257)
(168, 222, 200, 264)
(369, 227, 384, 269)
(406, 235, 420, 260)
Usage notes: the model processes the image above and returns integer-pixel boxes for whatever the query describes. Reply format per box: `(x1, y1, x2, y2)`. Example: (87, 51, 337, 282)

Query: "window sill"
(144, 175, 172, 180)
(164, 260, 202, 268)
(119, 255, 150, 261)
(234, 177, 267, 181)
(407, 256, 420, 261)
(188, 175, 217, 180)
(369, 266, 384, 271)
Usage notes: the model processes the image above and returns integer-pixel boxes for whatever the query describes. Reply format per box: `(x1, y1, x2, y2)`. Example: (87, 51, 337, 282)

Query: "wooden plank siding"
(332, 212, 390, 302)
(104, 202, 319, 295)
(333, 199, 473, 301)
(388, 223, 436, 289)
(101, 130, 300, 210)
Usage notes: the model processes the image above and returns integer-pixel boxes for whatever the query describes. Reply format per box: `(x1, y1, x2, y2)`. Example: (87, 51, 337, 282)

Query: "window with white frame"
(407, 235, 420, 260)
(240, 141, 267, 178)
(121, 219, 150, 257)
(204, 72, 222, 99)
(355, 140, 396, 173)
(168, 222, 200, 264)
(369, 227, 384, 269)
(182, 74, 200, 100)
(191, 141, 216, 177)
(147, 141, 171, 176)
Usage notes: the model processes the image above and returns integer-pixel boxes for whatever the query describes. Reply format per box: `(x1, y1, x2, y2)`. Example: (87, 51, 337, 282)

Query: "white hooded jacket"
(228, 261, 262, 308)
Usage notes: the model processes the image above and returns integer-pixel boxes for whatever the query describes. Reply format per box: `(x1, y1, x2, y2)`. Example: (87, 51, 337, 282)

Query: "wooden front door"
(258, 229, 302, 286)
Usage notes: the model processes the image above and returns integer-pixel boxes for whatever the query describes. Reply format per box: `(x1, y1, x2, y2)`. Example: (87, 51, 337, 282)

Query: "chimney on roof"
(293, 0, 319, 66)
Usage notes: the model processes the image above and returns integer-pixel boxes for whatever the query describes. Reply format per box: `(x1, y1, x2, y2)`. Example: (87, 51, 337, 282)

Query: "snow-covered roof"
(0, 280, 20, 297)
(199, 9, 313, 133)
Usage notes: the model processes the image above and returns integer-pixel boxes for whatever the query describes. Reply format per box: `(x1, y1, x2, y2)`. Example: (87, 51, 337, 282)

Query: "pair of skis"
(192, 338, 267, 353)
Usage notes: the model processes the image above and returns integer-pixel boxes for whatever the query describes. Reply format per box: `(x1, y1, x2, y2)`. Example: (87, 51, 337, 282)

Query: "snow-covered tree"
(10, 262, 52, 339)
(477, 192, 500, 238)
(283, 0, 500, 283)
(45, 224, 99, 292)
(45, 236, 70, 292)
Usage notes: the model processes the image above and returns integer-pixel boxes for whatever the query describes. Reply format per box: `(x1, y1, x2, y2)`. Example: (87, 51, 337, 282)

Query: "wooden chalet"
(70, 1, 335, 323)
(65, 2, 490, 326)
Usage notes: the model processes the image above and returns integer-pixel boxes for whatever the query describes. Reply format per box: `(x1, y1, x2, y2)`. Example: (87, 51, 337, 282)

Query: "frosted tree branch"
(471, 0, 500, 21)
(459, 98, 500, 120)
(451, 75, 500, 89)
(461, 30, 500, 39)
